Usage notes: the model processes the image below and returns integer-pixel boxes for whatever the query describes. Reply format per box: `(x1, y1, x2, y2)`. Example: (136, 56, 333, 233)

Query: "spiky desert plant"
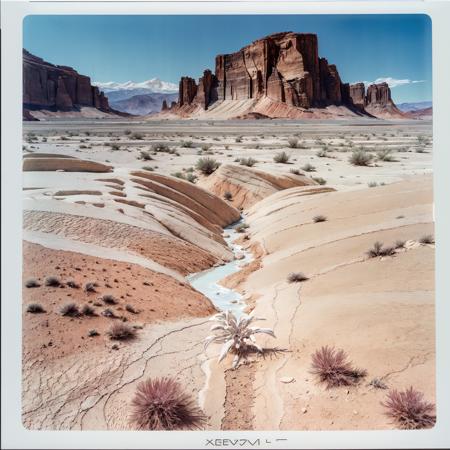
(288, 137, 299, 148)
(84, 282, 97, 293)
(239, 157, 257, 167)
(108, 322, 137, 340)
(377, 149, 396, 162)
(419, 234, 434, 244)
(139, 150, 153, 161)
(60, 303, 80, 317)
(311, 346, 367, 388)
(66, 280, 79, 289)
(287, 272, 309, 283)
(45, 276, 61, 287)
(81, 304, 96, 316)
(301, 163, 316, 172)
(381, 387, 436, 429)
(349, 150, 373, 166)
(196, 157, 220, 175)
(274, 151, 290, 164)
(130, 377, 207, 430)
(26, 303, 45, 313)
(312, 176, 327, 185)
(204, 310, 275, 368)
(102, 294, 117, 305)
(313, 215, 327, 223)
(366, 241, 395, 258)
(25, 278, 40, 288)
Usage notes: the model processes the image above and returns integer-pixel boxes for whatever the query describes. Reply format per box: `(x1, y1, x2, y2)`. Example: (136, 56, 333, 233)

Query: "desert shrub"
(139, 150, 153, 161)
(80, 144, 88, 149)
(224, 191, 233, 201)
(185, 173, 197, 183)
(181, 140, 193, 148)
(130, 377, 207, 430)
(369, 377, 388, 390)
(109, 143, 121, 151)
(395, 240, 406, 249)
(415, 147, 426, 153)
(126, 304, 138, 314)
(81, 304, 96, 316)
(313, 215, 327, 223)
(196, 157, 220, 175)
(102, 308, 116, 318)
(239, 157, 257, 167)
(311, 346, 367, 388)
(274, 151, 290, 164)
(108, 322, 137, 340)
(366, 241, 395, 258)
(419, 234, 434, 244)
(131, 132, 144, 140)
(381, 387, 436, 429)
(288, 137, 299, 148)
(201, 143, 212, 152)
(151, 142, 170, 153)
(316, 149, 328, 158)
(66, 280, 79, 289)
(290, 168, 301, 175)
(312, 177, 327, 185)
(84, 282, 97, 293)
(25, 278, 40, 288)
(205, 311, 275, 369)
(235, 136, 243, 143)
(124, 129, 132, 135)
(377, 149, 396, 162)
(171, 172, 185, 179)
(301, 163, 316, 172)
(26, 303, 45, 313)
(349, 150, 373, 166)
(102, 294, 117, 305)
(287, 272, 309, 283)
(368, 181, 378, 188)
(235, 222, 249, 233)
(45, 276, 61, 287)
(88, 329, 100, 337)
(142, 166, 154, 171)
(60, 303, 80, 317)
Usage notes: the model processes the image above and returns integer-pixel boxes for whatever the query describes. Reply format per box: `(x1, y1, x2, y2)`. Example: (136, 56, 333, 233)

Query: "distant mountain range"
(110, 92, 178, 116)
(92, 79, 178, 115)
(397, 101, 432, 112)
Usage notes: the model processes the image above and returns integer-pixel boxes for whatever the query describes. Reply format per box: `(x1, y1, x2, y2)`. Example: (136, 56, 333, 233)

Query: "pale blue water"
(186, 220, 253, 317)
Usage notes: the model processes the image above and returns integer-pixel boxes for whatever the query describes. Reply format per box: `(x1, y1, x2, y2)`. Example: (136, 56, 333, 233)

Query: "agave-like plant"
(204, 310, 275, 369)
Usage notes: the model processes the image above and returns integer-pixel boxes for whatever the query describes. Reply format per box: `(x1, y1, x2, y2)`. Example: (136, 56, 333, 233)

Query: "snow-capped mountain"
(93, 78, 178, 93)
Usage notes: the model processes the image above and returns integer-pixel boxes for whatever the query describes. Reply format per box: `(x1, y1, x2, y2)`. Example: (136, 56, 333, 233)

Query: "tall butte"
(165, 32, 405, 119)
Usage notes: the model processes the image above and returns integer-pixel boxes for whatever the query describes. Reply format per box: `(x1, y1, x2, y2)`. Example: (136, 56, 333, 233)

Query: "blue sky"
(23, 14, 432, 103)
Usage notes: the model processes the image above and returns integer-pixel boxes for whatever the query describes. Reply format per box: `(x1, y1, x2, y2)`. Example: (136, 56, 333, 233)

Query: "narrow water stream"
(187, 219, 253, 318)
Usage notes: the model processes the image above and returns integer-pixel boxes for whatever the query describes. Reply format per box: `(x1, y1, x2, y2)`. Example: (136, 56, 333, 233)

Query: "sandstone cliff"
(23, 49, 112, 119)
(163, 32, 404, 120)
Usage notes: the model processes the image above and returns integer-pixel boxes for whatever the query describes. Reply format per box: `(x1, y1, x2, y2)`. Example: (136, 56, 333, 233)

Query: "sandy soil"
(21, 119, 434, 431)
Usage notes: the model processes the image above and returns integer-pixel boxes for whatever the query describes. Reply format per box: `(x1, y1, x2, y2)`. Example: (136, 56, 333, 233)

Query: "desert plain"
(22, 117, 434, 430)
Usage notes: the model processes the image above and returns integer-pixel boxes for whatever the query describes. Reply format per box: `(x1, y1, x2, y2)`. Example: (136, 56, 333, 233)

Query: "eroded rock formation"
(23, 49, 111, 114)
(165, 31, 403, 119)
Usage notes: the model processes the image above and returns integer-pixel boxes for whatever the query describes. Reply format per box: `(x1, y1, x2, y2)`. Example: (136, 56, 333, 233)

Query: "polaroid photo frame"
(1, 0, 450, 449)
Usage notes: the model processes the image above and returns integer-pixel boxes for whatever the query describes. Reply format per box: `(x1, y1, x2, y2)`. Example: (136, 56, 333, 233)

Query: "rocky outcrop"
(363, 82, 405, 118)
(165, 32, 404, 119)
(23, 49, 111, 116)
(23, 155, 113, 173)
(198, 164, 332, 209)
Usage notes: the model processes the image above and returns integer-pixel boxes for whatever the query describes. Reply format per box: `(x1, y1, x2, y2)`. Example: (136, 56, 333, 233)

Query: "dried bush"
(287, 272, 309, 283)
(224, 191, 233, 201)
(239, 157, 257, 167)
(88, 329, 99, 337)
(366, 241, 395, 258)
(102, 294, 117, 305)
(151, 143, 170, 152)
(60, 303, 80, 317)
(45, 276, 61, 287)
(234, 222, 249, 233)
(66, 280, 80, 289)
(130, 377, 207, 430)
(381, 387, 436, 429)
(313, 215, 327, 223)
(311, 346, 367, 388)
(290, 168, 300, 175)
(181, 140, 193, 148)
(288, 137, 299, 148)
(102, 308, 116, 318)
(25, 278, 40, 288)
(185, 173, 197, 183)
(131, 132, 144, 140)
(84, 282, 97, 293)
(81, 304, 96, 316)
(139, 150, 153, 161)
(316, 149, 328, 158)
(349, 150, 374, 166)
(394, 240, 406, 249)
(196, 157, 220, 175)
(274, 151, 290, 164)
(108, 322, 137, 340)
(368, 377, 388, 390)
(205, 311, 275, 368)
(419, 234, 434, 244)
(126, 304, 138, 314)
(26, 303, 45, 313)
(377, 149, 396, 162)
(312, 177, 327, 185)
(301, 163, 316, 172)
